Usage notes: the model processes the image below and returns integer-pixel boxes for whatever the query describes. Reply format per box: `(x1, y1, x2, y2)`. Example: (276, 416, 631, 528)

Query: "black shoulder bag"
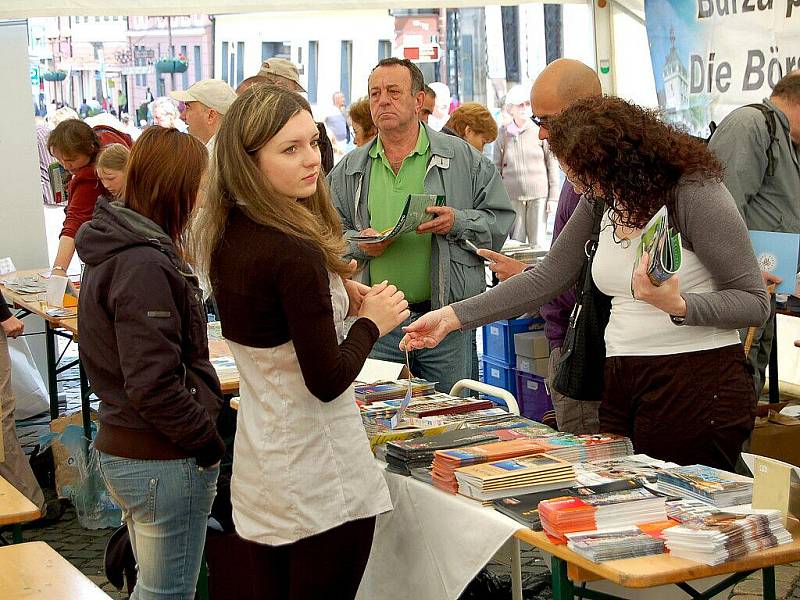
(552, 199, 612, 401)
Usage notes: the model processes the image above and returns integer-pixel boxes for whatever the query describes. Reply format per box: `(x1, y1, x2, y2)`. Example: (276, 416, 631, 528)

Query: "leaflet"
(351, 194, 446, 244)
(631, 205, 682, 293)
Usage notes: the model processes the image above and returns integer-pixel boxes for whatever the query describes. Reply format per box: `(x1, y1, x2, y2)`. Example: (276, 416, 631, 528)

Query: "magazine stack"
(565, 526, 668, 562)
(453, 454, 575, 503)
(538, 485, 668, 542)
(656, 465, 753, 507)
(662, 510, 792, 565)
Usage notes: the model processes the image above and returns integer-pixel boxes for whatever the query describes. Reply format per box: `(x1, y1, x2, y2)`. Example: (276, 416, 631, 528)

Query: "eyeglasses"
(530, 114, 551, 129)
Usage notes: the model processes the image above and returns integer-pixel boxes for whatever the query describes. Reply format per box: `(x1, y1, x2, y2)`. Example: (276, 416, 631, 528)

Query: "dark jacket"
(76, 198, 224, 466)
(538, 182, 580, 349)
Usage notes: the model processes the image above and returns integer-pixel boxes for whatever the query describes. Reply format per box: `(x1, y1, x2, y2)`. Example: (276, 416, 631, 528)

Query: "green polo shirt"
(368, 126, 432, 303)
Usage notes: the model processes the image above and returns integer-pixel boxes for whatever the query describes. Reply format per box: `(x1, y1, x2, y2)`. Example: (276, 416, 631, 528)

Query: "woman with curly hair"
(401, 95, 770, 471)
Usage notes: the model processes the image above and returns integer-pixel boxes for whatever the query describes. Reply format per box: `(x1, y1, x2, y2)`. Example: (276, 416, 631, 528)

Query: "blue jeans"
(98, 452, 218, 600)
(371, 311, 471, 394)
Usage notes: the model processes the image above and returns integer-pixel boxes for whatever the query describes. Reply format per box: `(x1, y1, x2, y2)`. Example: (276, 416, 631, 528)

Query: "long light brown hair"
(191, 84, 349, 282)
(125, 126, 208, 254)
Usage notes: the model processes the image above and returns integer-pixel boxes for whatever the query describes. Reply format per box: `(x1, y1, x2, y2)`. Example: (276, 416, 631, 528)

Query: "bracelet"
(52, 265, 67, 272)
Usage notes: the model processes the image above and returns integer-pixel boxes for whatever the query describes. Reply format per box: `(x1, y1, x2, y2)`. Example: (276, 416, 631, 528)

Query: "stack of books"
(538, 485, 668, 542)
(432, 438, 550, 493)
(385, 428, 500, 476)
(361, 394, 494, 420)
(573, 454, 678, 486)
(493, 488, 579, 530)
(565, 526, 669, 562)
(656, 465, 753, 507)
(662, 510, 792, 565)
(533, 434, 635, 464)
(355, 379, 436, 404)
(454, 454, 575, 503)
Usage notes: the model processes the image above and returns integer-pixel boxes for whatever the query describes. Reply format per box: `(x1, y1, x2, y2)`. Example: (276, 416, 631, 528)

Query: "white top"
(230, 272, 392, 545)
(592, 210, 740, 357)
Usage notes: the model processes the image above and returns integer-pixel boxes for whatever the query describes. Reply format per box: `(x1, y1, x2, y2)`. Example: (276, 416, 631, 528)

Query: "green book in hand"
(631, 205, 682, 294)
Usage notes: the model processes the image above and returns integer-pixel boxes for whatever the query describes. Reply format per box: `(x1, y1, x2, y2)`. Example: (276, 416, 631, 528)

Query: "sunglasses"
(530, 114, 551, 129)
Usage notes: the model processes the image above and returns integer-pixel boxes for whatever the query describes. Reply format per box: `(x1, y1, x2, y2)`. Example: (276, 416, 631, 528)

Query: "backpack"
(707, 103, 778, 177)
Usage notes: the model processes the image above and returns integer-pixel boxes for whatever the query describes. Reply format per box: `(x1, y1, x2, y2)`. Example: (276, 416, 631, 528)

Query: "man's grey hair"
(371, 58, 425, 95)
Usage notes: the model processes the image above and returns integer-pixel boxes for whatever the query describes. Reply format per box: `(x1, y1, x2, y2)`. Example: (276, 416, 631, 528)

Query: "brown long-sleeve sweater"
(211, 206, 379, 402)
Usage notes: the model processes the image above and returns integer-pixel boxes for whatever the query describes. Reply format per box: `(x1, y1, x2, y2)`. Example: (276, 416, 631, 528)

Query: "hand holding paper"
(632, 252, 687, 317)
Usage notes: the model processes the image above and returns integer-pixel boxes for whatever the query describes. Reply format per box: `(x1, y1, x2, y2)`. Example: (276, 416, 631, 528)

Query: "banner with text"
(644, 0, 799, 136)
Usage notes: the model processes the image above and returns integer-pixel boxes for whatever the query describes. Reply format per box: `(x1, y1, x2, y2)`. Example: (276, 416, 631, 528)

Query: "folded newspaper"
(351, 194, 445, 244)
(631, 205, 682, 292)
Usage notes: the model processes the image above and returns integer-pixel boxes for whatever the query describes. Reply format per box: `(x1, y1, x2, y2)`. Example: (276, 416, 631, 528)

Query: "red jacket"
(60, 126, 133, 239)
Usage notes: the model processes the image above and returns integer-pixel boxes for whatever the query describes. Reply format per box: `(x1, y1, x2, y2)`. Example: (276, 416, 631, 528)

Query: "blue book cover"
(749, 231, 800, 295)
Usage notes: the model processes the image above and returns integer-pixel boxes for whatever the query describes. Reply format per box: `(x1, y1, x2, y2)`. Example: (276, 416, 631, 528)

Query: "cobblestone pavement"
(10, 343, 800, 599)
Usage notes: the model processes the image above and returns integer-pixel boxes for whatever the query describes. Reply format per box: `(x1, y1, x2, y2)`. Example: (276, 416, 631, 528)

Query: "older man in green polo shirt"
(328, 58, 514, 393)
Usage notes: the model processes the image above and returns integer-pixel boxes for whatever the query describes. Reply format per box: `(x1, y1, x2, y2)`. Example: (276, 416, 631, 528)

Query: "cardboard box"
(513, 331, 550, 359)
(751, 421, 800, 469)
(516, 355, 550, 377)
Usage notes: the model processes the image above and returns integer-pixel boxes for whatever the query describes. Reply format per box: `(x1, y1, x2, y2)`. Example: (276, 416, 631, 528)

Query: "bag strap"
(574, 200, 606, 307)
(744, 103, 777, 177)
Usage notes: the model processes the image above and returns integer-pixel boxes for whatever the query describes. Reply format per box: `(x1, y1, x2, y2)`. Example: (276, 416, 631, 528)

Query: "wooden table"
(0, 541, 112, 599)
(0, 270, 89, 438)
(515, 520, 800, 600)
(0, 476, 41, 544)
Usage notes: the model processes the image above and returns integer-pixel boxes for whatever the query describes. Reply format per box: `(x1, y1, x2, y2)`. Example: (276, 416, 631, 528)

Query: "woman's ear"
(464, 125, 474, 137)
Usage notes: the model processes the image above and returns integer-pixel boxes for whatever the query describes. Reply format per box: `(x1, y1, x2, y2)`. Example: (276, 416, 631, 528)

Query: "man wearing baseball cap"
(170, 79, 237, 153)
(257, 58, 306, 92)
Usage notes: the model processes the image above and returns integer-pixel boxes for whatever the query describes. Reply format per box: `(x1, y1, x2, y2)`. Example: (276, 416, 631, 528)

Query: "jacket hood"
(76, 196, 178, 268)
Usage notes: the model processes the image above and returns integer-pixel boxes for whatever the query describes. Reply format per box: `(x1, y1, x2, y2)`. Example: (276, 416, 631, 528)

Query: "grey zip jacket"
(327, 123, 515, 309)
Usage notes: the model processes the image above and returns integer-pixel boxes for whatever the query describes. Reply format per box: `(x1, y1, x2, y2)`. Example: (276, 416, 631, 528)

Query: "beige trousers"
(0, 329, 45, 510)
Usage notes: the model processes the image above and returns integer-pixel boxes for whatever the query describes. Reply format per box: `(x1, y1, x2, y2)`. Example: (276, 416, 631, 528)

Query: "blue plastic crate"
(480, 356, 518, 407)
(481, 316, 544, 364)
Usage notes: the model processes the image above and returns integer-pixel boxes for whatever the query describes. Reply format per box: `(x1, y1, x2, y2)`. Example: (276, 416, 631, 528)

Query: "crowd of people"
(1, 53, 798, 599)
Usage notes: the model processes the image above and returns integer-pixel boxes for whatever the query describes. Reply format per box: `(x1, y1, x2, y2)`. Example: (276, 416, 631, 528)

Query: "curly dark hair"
(547, 95, 724, 229)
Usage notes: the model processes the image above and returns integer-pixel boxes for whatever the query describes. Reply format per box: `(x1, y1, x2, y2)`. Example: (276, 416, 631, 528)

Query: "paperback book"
(349, 194, 446, 243)
(631, 205, 682, 293)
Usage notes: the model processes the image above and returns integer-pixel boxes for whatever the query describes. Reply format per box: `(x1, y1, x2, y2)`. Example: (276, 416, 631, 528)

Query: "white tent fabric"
(1, 0, 584, 19)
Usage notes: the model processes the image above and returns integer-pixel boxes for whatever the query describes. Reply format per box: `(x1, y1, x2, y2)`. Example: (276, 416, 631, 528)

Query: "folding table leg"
(762, 566, 776, 600)
(79, 361, 92, 440)
(510, 537, 522, 600)
(45, 324, 59, 421)
(551, 556, 574, 600)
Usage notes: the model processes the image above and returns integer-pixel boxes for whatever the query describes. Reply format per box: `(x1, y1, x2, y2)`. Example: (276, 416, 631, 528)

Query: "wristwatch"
(670, 314, 686, 325)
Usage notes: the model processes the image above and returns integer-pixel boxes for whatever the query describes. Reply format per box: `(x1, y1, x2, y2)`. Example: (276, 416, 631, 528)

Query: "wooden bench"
(0, 475, 41, 544)
(0, 541, 112, 598)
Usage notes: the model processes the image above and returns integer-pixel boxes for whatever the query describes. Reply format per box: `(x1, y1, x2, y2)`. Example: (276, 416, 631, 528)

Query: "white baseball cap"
(170, 79, 237, 115)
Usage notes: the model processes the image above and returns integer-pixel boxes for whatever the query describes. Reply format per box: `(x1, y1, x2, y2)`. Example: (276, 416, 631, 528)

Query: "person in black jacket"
(76, 126, 224, 600)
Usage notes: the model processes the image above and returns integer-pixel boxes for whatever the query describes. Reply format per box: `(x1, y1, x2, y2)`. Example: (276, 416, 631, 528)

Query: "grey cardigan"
(453, 177, 770, 332)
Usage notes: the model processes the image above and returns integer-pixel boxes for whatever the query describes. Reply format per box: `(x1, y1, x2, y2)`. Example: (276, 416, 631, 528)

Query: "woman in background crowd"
(348, 96, 377, 147)
(445, 102, 498, 153)
(77, 126, 224, 600)
(47, 119, 132, 275)
(494, 84, 560, 245)
(95, 144, 130, 200)
(194, 84, 407, 599)
(402, 96, 769, 472)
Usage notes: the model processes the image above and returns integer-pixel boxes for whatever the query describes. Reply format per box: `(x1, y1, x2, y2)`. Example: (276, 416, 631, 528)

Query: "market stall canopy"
(0, 0, 602, 19)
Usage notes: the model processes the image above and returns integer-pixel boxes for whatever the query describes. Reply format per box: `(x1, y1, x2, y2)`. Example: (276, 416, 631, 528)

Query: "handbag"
(552, 199, 612, 401)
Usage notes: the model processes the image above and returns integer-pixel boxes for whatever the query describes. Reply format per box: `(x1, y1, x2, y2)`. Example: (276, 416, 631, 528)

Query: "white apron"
(229, 272, 392, 545)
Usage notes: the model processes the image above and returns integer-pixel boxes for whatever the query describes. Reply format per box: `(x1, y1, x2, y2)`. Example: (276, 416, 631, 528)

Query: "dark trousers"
(600, 344, 756, 471)
(233, 516, 376, 600)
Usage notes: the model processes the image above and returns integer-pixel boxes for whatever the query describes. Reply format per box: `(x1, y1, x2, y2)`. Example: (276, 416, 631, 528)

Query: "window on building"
(307, 41, 319, 104)
(229, 53, 236, 88)
(194, 45, 202, 82)
(221, 41, 229, 84)
(262, 42, 291, 61)
(95, 16, 100, 22)
(236, 42, 245, 87)
(181, 45, 189, 89)
(378, 39, 391, 60)
(340, 41, 353, 105)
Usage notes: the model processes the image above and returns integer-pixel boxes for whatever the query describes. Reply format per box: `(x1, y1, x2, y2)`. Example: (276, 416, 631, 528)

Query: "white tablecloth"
(357, 467, 522, 600)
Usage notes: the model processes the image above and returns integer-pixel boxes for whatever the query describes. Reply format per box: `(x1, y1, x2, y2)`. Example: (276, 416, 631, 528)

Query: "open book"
(631, 205, 682, 293)
(350, 194, 445, 244)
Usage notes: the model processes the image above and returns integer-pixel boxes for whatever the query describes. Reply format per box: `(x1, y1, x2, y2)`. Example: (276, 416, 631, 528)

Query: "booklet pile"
(662, 509, 792, 565)
(656, 465, 753, 507)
